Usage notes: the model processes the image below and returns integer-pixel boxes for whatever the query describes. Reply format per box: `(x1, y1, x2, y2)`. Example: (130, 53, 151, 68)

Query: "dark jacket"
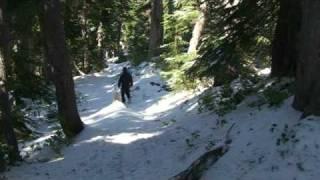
(118, 70, 133, 89)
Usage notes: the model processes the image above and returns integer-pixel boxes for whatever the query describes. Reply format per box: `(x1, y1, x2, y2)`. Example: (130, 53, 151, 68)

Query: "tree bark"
(0, 153, 4, 171)
(81, 1, 89, 72)
(148, 0, 163, 59)
(40, 0, 84, 137)
(20, 34, 35, 74)
(188, 2, 206, 54)
(116, 20, 122, 57)
(271, 0, 298, 77)
(292, 0, 320, 116)
(0, 0, 20, 162)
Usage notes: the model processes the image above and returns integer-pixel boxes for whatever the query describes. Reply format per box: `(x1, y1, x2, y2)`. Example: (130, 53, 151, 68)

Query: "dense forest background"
(1, 0, 320, 174)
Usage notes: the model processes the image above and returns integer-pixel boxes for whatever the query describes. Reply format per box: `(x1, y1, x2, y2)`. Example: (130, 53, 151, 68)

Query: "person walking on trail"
(118, 67, 133, 103)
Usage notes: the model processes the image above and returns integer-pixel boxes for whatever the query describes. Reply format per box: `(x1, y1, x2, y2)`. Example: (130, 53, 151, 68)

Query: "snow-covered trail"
(6, 62, 320, 180)
(4, 62, 218, 180)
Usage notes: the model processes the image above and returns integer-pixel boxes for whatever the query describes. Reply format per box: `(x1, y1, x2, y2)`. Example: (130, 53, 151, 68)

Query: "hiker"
(118, 67, 133, 103)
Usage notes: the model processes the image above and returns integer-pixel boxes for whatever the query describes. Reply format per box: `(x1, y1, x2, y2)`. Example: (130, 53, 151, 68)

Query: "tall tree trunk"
(0, 153, 4, 171)
(188, 2, 206, 54)
(81, 1, 88, 72)
(292, 0, 320, 115)
(0, 0, 20, 162)
(20, 35, 34, 73)
(96, 22, 105, 67)
(148, 0, 163, 59)
(40, 0, 84, 137)
(271, 0, 297, 77)
(116, 20, 122, 57)
(168, 0, 175, 15)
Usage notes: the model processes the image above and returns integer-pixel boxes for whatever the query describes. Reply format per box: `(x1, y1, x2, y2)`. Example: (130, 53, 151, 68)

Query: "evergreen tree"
(148, 0, 163, 59)
(271, 0, 297, 77)
(292, 0, 320, 116)
(163, 0, 199, 56)
(190, 0, 277, 85)
(188, 1, 206, 54)
(0, 0, 20, 162)
(6, 0, 51, 101)
(40, 0, 84, 137)
(123, 0, 151, 64)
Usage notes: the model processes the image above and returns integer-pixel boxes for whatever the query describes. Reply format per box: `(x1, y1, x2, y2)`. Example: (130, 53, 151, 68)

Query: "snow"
(3, 62, 320, 180)
(202, 97, 320, 180)
(3, 62, 213, 180)
(258, 68, 271, 76)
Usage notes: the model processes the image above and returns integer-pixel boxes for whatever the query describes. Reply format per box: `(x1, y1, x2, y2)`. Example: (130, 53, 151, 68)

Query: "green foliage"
(6, 0, 55, 102)
(198, 78, 255, 116)
(0, 143, 8, 172)
(123, 0, 150, 64)
(64, 0, 132, 72)
(198, 91, 215, 112)
(161, 53, 198, 90)
(163, 2, 199, 56)
(189, 0, 278, 85)
(44, 130, 71, 155)
(9, 75, 54, 103)
(0, 142, 19, 169)
(198, 87, 240, 116)
(11, 106, 32, 139)
(248, 78, 294, 108)
(160, 1, 205, 90)
(263, 87, 290, 107)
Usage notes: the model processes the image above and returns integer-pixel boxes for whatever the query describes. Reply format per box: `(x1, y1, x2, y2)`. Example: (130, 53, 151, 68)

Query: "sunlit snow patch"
(104, 132, 162, 144)
(257, 68, 271, 76)
(78, 132, 162, 145)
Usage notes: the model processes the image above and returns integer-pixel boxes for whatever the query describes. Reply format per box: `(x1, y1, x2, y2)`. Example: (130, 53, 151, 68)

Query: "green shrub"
(198, 87, 235, 116)
(263, 87, 290, 107)
(0, 143, 7, 172)
(198, 78, 255, 116)
(198, 91, 215, 112)
(44, 130, 70, 155)
(248, 78, 294, 108)
(163, 3, 199, 57)
(161, 53, 198, 90)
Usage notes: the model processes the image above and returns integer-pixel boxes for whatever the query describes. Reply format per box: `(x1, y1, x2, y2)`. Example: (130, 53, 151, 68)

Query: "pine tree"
(123, 0, 150, 63)
(190, 0, 277, 85)
(292, 0, 320, 116)
(40, 0, 84, 137)
(271, 0, 297, 77)
(0, 0, 20, 162)
(188, 1, 206, 54)
(148, 0, 163, 59)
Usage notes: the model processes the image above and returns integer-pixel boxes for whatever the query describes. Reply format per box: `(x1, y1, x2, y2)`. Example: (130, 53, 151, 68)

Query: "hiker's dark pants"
(121, 87, 130, 103)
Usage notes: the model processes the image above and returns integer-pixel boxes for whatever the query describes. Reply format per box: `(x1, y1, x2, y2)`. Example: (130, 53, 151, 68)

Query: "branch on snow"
(169, 123, 235, 180)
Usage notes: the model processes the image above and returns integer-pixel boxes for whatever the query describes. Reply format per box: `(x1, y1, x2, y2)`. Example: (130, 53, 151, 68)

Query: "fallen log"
(170, 123, 235, 180)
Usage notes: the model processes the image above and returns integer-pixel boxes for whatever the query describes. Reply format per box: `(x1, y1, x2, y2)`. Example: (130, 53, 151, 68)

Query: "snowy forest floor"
(3, 62, 320, 180)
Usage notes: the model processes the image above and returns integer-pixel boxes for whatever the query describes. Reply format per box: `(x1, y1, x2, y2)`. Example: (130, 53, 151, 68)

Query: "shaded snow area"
(3, 62, 320, 180)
